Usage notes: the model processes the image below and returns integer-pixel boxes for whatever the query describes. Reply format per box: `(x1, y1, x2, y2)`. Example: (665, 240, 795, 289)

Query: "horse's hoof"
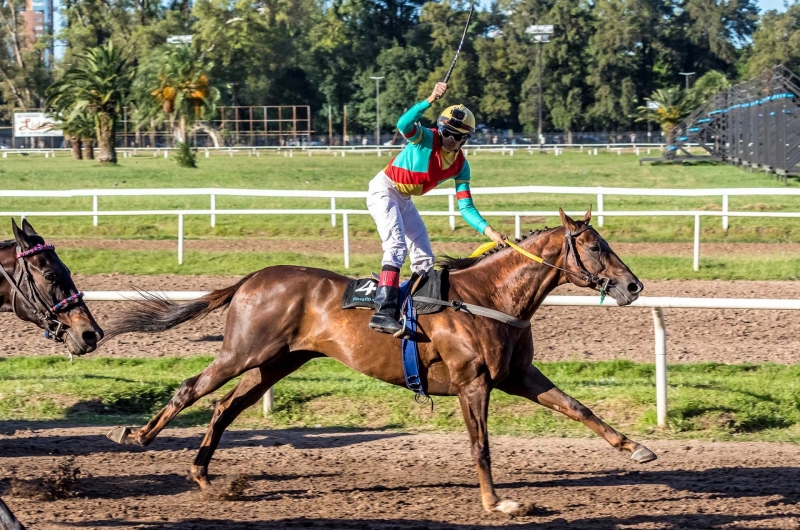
(631, 446, 657, 463)
(106, 426, 132, 445)
(493, 499, 523, 515)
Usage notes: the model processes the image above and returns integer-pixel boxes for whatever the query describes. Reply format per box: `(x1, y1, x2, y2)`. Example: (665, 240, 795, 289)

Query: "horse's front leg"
(457, 376, 524, 515)
(499, 365, 657, 463)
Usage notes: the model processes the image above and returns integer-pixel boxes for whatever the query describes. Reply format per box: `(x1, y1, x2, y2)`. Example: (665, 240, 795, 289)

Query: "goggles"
(439, 127, 471, 142)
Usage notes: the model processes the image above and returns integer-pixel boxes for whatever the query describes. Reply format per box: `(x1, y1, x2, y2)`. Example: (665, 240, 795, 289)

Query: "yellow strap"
(468, 239, 544, 264)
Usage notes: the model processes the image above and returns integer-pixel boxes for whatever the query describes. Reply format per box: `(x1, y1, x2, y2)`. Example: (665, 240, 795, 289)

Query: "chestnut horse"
(105, 209, 656, 515)
(1, 219, 105, 530)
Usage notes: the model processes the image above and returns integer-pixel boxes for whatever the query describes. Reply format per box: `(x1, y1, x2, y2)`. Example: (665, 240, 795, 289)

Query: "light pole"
(370, 76, 385, 146)
(525, 25, 554, 145)
(679, 72, 696, 90)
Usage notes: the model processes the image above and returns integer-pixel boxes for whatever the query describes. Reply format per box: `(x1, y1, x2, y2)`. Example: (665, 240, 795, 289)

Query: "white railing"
(4, 207, 800, 271)
(85, 291, 800, 427)
(0, 143, 672, 157)
(7, 184, 800, 231)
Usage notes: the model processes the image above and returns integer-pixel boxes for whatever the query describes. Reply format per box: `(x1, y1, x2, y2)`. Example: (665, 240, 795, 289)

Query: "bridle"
(474, 224, 613, 303)
(562, 224, 612, 297)
(0, 243, 85, 342)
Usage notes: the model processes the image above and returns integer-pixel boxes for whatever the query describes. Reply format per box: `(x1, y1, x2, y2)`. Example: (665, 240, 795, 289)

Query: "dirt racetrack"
(2, 274, 800, 364)
(1, 425, 798, 529)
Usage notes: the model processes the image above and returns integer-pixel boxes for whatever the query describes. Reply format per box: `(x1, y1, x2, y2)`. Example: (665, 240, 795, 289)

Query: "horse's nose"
(82, 330, 99, 349)
(627, 281, 643, 295)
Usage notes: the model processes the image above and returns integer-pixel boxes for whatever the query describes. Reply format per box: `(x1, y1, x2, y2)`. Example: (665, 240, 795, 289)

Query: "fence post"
(343, 212, 350, 269)
(331, 197, 337, 227)
(263, 387, 274, 415)
(178, 213, 184, 265)
(722, 194, 729, 231)
(92, 195, 98, 227)
(515, 214, 521, 239)
(448, 193, 455, 230)
(210, 194, 216, 228)
(597, 190, 604, 227)
(652, 307, 668, 428)
(693, 214, 700, 271)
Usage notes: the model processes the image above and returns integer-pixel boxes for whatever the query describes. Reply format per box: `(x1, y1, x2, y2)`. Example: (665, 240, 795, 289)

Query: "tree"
(46, 42, 133, 164)
(675, 0, 758, 75)
(687, 70, 731, 107)
(351, 44, 434, 135)
(587, 0, 666, 130)
(132, 43, 220, 145)
(745, 3, 800, 76)
(540, 0, 593, 140)
(0, 0, 53, 116)
(51, 109, 95, 160)
(636, 86, 690, 144)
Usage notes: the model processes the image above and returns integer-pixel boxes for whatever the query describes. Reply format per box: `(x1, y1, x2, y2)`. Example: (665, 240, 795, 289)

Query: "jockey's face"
(440, 131, 467, 153)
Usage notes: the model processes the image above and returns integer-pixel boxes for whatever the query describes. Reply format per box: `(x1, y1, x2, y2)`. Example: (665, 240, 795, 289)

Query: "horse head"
(6, 219, 103, 355)
(558, 208, 643, 306)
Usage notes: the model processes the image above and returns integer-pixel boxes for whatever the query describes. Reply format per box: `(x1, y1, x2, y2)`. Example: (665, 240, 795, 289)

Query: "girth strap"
(412, 296, 531, 328)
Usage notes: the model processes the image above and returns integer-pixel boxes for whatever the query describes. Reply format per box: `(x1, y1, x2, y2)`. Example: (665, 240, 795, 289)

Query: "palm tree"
(51, 109, 96, 160)
(45, 42, 132, 164)
(636, 87, 691, 146)
(132, 44, 220, 146)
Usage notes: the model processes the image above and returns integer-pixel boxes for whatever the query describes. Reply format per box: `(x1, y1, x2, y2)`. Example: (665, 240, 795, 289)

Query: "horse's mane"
(437, 226, 555, 271)
(0, 239, 15, 250)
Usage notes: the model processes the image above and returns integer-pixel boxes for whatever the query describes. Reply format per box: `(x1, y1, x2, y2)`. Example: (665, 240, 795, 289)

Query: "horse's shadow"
(60, 511, 800, 530)
(0, 426, 407, 458)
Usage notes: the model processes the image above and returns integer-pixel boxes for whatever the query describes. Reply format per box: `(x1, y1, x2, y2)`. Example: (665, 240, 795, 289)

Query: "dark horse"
(105, 209, 656, 515)
(0, 219, 104, 530)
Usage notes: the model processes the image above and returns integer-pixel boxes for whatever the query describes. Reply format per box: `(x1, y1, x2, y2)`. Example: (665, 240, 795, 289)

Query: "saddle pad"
(341, 278, 379, 309)
(341, 269, 450, 315)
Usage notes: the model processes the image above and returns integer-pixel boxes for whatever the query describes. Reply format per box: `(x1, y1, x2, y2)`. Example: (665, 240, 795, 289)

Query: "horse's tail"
(103, 272, 258, 341)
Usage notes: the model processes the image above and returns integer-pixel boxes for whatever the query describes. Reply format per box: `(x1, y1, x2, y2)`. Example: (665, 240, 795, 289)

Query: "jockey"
(366, 82, 507, 336)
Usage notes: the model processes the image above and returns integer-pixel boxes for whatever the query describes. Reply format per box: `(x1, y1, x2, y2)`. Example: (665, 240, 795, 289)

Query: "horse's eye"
(43, 271, 56, 282)
(589, 245, 601, 252)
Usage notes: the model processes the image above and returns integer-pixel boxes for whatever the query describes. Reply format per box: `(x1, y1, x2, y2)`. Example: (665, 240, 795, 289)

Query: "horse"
(104, 208, 656, 515)
(0, 219, 105, 530)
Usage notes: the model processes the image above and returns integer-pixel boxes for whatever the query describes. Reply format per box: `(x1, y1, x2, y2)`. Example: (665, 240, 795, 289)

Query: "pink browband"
(17, 243, 55, 259)
(51, 291, 84, 313)
(14, 242, 84, 313)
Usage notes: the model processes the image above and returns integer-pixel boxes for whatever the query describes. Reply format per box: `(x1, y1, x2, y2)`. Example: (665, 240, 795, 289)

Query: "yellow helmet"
(437, 104, 475, 136)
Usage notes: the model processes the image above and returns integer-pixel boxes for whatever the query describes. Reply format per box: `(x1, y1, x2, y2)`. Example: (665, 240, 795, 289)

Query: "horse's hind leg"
(499, 365, 657, 463)
(107, 347, 273, 448)
(190, 353, 314, 490)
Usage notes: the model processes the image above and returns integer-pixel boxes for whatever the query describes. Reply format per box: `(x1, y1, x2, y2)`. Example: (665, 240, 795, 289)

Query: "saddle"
(341, 269, 450, 314)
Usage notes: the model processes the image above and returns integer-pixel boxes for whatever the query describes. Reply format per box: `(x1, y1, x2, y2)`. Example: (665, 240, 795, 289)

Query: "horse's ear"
(11, 218, 31, 250)
(21, 218, 38, 237)
(559, 208, 578, 231)
(583, 207, 592, 224)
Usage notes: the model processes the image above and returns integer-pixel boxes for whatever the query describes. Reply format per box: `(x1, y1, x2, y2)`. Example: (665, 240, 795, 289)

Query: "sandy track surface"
(46, 237, 800, 257)
(0, 426, 797, 529)
(2, 274, 799, 364)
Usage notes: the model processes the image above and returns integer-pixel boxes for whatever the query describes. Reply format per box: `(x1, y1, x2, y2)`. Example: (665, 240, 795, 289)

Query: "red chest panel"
(422, 130, 465, 194)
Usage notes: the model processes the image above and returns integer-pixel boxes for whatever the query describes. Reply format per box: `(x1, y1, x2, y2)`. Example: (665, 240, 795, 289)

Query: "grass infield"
(0, 357, 798, 443)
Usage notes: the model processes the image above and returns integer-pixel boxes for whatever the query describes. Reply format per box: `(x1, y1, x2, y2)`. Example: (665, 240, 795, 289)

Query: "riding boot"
(369, 285, 403, 335)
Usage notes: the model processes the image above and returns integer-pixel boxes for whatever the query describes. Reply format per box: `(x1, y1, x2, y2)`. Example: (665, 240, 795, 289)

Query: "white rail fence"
(0, 143, 673, 158)
(5, 186, 800, 271)
(83, 291, 800, 427)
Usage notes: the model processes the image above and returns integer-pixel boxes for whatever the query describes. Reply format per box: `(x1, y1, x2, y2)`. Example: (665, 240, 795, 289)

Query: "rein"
(0, 243, 84, 343)
(470, 225, 611, 304)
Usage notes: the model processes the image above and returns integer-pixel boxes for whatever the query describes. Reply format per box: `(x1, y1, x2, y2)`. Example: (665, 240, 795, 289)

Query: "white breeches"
(366, 171, 434, 274)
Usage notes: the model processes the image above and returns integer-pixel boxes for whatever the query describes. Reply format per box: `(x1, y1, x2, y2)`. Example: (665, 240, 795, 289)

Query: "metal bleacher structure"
(641, 65, 800, 182)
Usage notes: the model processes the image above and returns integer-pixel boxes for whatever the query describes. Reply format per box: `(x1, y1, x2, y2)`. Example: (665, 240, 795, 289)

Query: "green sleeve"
(397, 100, 431, 144)
(454, 162, 489, 234)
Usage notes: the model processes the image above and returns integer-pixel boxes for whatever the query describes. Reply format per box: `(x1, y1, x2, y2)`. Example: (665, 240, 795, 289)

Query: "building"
(22, 0, 54, 66)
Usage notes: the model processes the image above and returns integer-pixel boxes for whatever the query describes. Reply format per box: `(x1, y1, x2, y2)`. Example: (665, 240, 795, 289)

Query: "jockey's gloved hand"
(427, 82, 449, 103)
(484, 226, 507, 247)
